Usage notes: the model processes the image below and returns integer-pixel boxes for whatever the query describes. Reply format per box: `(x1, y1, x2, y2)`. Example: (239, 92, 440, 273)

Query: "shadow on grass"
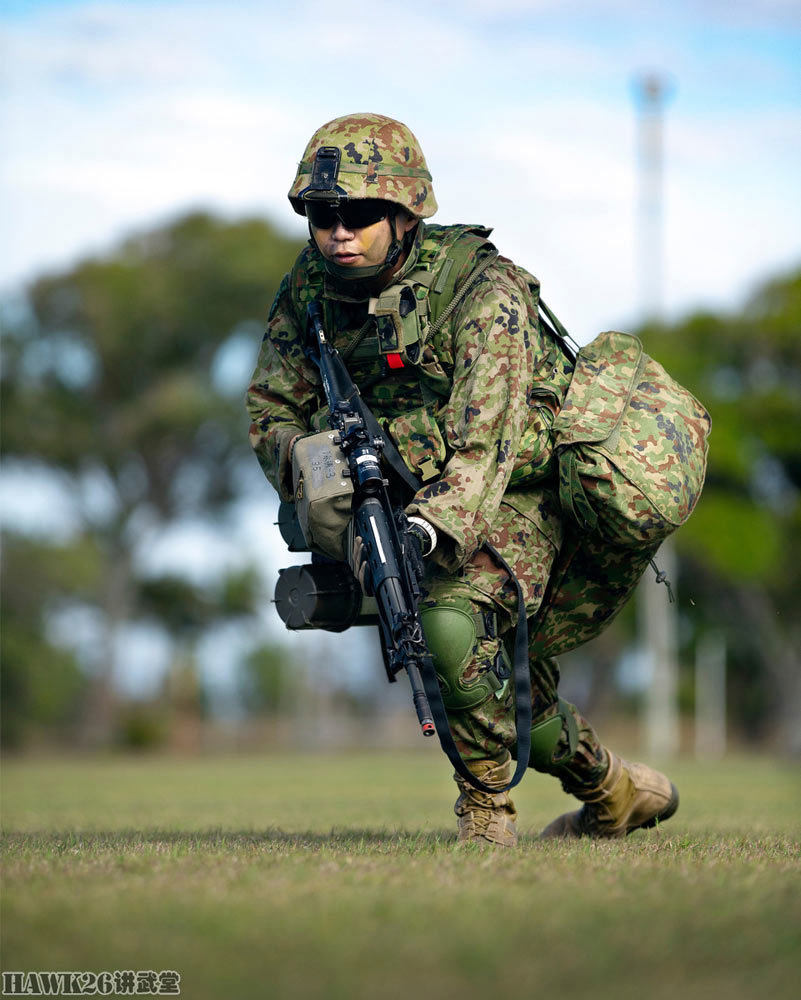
(5, 830, 798, 862)
(0, 828, 462, 852)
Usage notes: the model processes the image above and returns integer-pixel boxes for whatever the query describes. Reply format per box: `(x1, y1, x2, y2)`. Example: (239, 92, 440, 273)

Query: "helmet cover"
(289, 113, 437, 219)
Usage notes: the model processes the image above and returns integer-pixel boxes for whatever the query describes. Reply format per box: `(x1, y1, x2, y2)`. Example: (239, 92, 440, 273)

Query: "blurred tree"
(640, 266, 801, 750)
(118, 567, 263, 751)
(0, 212, 303, 744)
(0, 533, 93, 747)
(240, 642, 300, 717)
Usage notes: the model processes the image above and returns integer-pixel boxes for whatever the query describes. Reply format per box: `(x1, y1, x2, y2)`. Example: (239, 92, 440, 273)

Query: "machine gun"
(273, 301, 532, 791)
(277, 300, 437, 738)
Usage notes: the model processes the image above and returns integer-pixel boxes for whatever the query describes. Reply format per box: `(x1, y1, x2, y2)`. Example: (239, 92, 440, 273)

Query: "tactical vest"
(289, 223, 501, 403)
(287, 224, 560, 487)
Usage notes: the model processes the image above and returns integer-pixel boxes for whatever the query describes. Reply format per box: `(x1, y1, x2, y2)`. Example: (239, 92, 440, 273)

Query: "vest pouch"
(509, 387, 560, 487)
(292, 431, 354, 561)
(369, 284, 424, 362)
(552, 332, 711, 547)
(386, 404, 448, 483)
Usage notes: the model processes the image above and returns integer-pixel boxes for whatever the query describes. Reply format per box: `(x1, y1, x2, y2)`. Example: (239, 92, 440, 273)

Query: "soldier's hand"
(403, 515, 437, 583)
(350, 515, 437, 594)
(349, 527, 374, 596)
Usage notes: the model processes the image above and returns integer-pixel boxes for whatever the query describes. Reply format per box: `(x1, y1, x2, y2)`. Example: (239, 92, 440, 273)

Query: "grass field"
(1, 750, 800, 1000)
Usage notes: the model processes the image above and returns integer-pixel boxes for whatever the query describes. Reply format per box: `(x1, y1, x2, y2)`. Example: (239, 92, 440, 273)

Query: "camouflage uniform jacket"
(246, 222, 575, 573)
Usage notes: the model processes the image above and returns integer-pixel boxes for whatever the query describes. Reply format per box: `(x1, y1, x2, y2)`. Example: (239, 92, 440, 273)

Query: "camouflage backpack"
(527, 304, 711, 658)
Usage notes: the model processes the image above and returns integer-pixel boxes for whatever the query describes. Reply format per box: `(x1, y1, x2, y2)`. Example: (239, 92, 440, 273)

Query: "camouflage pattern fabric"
(420, 499, 608, 789)
(554, 331, 711, 546)
(529, 532, 661, 659)
(246, 223, 574, 575)
(288, 113, 438, 219)
(445, 647, 608, 793)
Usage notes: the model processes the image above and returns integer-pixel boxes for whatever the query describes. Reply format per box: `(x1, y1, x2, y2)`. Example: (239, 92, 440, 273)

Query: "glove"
(349, 526, 374, 596)
(348, 515, 437, 595)
(403, 515, 437, 583)
(284, 433, 302, 497)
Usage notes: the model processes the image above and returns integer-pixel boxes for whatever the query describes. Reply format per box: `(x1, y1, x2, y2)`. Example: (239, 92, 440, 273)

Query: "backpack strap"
(427, 248, 499, 338)
(538, 297, 580, 362)
(414, 248, 499, 409)
(422, 225, 496, 332)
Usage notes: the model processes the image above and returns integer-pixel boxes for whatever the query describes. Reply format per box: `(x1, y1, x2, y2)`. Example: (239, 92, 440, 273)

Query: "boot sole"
(631, 782, 680, 833)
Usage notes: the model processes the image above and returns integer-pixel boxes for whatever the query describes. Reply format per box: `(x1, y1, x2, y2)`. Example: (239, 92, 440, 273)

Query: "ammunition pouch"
(274, 561, 379, 632)
(369, 282, 426, 363)
(292, 431, 353, 561)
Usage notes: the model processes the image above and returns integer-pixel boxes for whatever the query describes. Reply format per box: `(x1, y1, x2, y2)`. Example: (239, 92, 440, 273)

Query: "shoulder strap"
(407, 228, 499, 405)
(428, 249, 499, 338)
(414, 248, 500, 409)
(421, 225, 497, 332)
(538, 297, 580, 362)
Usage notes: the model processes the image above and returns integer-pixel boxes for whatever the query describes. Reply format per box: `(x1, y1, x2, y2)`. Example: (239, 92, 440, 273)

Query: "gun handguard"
(355, 498, 435, 737)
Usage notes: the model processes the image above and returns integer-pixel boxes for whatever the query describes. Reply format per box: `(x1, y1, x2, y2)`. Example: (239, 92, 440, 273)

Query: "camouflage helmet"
(288, 113, 437, 219)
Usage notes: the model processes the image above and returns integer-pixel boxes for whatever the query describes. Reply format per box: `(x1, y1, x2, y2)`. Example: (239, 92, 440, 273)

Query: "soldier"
(246, 113, 679, 846)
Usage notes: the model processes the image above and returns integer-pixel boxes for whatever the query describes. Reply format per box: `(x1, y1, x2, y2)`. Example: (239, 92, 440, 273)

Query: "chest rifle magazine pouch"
(292, 431, 354, 562)
(369, 284, 424, 363)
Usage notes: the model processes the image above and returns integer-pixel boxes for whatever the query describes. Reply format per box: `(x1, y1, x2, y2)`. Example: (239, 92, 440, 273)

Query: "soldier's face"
(311, 211, 417, 270)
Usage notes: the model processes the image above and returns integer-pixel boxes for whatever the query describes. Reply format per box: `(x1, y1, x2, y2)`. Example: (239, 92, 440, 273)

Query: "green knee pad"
(421, 599, 505, 711)
(527, 698, 579, 771)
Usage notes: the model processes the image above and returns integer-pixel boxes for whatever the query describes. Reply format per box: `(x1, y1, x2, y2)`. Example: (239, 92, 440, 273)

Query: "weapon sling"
(308, 301, 531, 794)
(420, 541, 532, 794)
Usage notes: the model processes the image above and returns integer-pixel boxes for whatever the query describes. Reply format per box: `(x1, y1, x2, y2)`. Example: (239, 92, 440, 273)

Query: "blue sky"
(2, 0, 800, 338)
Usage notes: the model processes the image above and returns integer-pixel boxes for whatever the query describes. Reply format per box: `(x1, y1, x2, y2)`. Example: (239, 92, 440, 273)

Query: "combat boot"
(454, 754, 518, 847)
(540, 750, 679, 839)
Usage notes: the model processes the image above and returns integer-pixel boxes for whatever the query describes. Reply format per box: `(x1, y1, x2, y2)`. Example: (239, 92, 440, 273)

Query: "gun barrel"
(406, 662, 436, 736)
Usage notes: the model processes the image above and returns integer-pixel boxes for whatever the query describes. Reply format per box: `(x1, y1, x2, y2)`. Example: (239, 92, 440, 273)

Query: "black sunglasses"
(305, 199, 389, 231)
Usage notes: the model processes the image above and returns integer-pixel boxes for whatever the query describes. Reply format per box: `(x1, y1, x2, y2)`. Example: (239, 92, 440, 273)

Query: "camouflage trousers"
(421, 486, 608, 792)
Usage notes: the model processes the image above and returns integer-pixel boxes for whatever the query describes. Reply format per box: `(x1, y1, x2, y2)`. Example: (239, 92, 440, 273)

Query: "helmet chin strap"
(310, 206, 411, 285)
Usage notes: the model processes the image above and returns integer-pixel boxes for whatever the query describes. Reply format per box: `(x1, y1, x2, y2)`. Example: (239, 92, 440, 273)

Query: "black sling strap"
(304, 300, 533, 794)
(339, 375, 532, 794)
(419, 540, 531, 794)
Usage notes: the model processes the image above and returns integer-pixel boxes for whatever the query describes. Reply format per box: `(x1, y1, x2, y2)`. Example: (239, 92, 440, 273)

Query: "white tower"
(634, 74, 681, 758)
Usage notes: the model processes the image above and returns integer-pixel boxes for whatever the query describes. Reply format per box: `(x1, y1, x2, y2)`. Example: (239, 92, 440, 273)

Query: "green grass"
(2, 751, 800, 1000)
